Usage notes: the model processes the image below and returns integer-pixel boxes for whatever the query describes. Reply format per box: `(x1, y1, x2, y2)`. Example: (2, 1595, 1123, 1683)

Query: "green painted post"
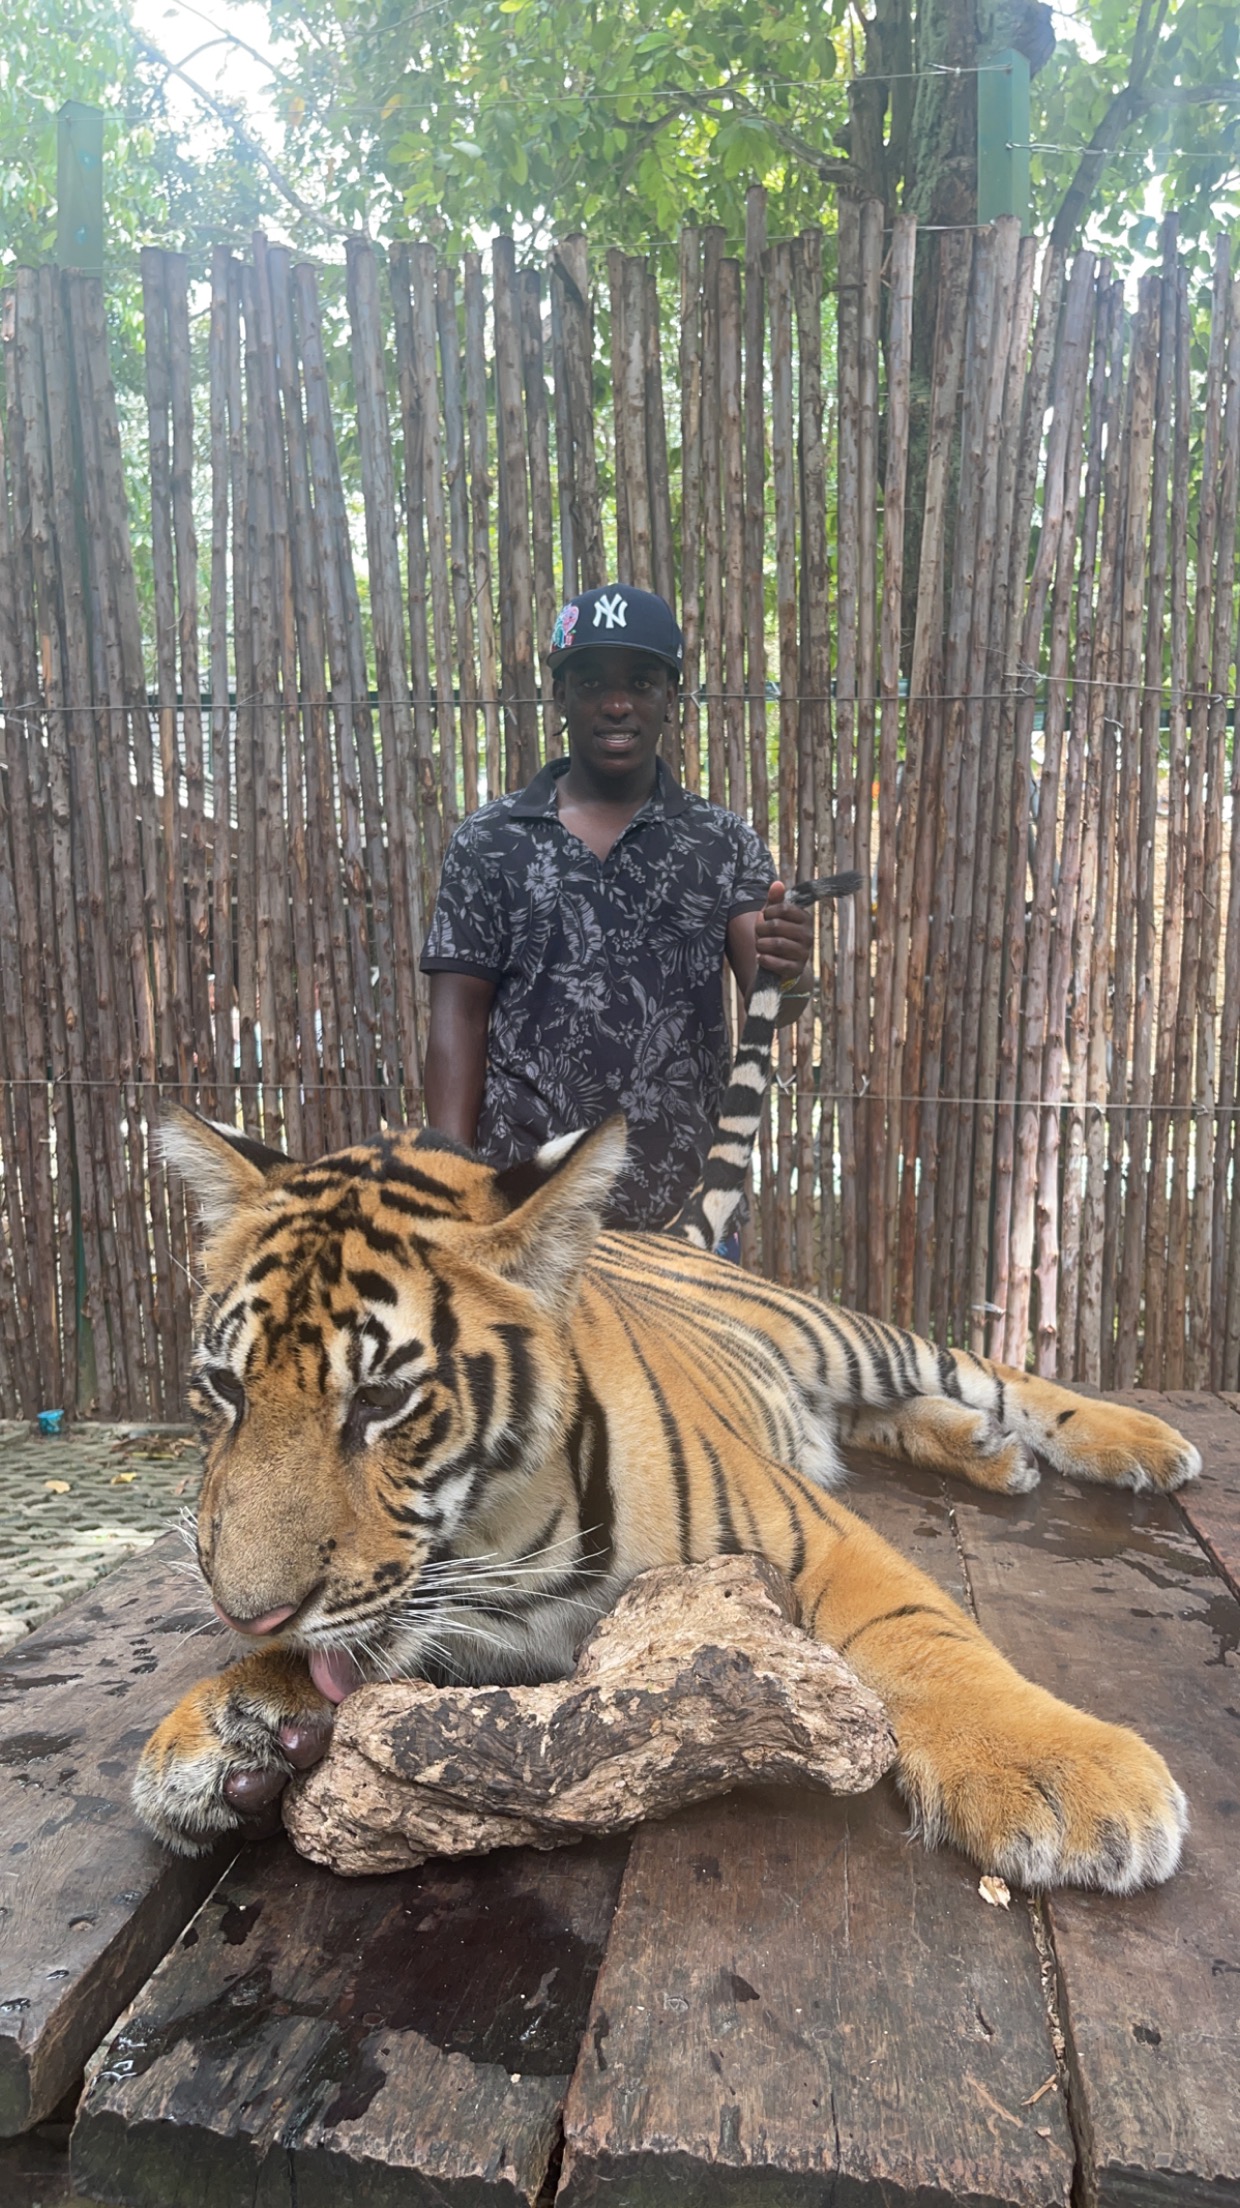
(57, 100, 104, 273)
(976, 49, 1030, 232)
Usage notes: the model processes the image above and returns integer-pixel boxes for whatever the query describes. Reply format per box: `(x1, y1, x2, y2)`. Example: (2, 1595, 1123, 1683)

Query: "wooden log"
(260, 247, 324, 1156)
(834, 201, 861, 1313)
(518, 266, 559, 753)
(985, 246, 1065, 1361)
(436, 262, 480, 818)
(1099, 275, 1161, 1384)
(936, 219, 1020, 1348)
(5, 277, 80, 1401)
(0, 1536, 235, 2132)
(293, 260, 387, 1132)
(851, 202, 882, 1303)
(62, 275, 161, 1411)
(951, 1395, 1240, 2207)
(644, 266, 676, 615)
(743, 191, 769, 847)
(286, 1558, 891, 1877)
(964, 234, 1038, 1352)
(464, 251, 503, 802)
(1076, 285, 1130, 1384)
(0, 383, 55, 1412)
(719, 256, 746, 816)
(1061, 279, 1123, 1378)
(1144, 257, 1191, 1387)
(559, 1456, 1075, 2208)
(792, 229, 830, 1295)
(896, 232, 970, 1329)
(678, 230, 704, 795)
(1005, 252, 1096, 1369)
(1037, 265, 1108, 1379)
(252, 239, 314, 1156)
(606, 248, 631, 583)
(207, 248, 235, 1124)
(492, 236, 540, 789)
(267, 245, 353, 1153)
(347, 236, 428, 1114)
(1116, 242, 1175, 1385)
(73, 1837, 629, 2208)
(226, 256, 262, 1139)
(165, 254, 214, 1112)
(867, 211, 915, 1321)
(1189, 270, 1240, 1388)
(550, 255, 577, 600)
(388, 242, 444, 904)
(36, 265, 121, 1411)
(413, 242, 461, 834)
(916, 228, 992, 1339)
(768, 239, 797, 1287)
(701, 227, 725, 808)
(0, 713, 41, 1411)
(2, 294, 65, 1406)
(620, 256, 654, 589)
(551, 234, 605, 591)
(1164, 241, 1230, 1386)
(141, 252, 193, 1101)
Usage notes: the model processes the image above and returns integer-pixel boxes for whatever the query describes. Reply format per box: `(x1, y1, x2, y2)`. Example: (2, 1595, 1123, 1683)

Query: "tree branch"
(136, 38, 347, 238)
(1051, 76, 1240, 250)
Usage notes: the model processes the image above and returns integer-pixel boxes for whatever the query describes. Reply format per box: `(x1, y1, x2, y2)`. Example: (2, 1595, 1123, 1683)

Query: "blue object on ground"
(37, 1408, 66, 1436)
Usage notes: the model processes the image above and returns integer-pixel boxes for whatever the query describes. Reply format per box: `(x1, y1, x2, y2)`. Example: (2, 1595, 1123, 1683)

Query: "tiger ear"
(158, 1106, 291, 1234)
(479, 1117, 627, 1314)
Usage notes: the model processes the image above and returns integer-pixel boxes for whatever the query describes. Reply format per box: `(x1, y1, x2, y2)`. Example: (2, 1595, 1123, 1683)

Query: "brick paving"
(0, 1421, 204, 1656)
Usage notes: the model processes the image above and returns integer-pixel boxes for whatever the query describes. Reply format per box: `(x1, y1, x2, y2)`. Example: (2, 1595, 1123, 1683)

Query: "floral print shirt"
(420, 758, 774, 1228)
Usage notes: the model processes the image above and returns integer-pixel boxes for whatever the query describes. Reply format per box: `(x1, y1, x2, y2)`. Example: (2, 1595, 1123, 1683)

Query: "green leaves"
(263, 0, 849, 250)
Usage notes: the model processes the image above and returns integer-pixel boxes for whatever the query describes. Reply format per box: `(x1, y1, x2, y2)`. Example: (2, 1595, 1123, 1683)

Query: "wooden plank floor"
(0, 1534, 237, 2134)
(0, 1394, 1236, 2207)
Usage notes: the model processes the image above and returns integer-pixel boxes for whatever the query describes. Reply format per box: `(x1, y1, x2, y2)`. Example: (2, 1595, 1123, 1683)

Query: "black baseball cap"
(547, 585, 684, 676)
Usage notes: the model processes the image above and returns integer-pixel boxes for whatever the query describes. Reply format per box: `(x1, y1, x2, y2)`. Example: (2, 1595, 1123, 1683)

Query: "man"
(421, 584, 812, 1232)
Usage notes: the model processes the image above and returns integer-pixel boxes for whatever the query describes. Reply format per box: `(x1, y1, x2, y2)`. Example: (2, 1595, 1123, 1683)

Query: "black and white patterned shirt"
(421, 758, 774, 1228)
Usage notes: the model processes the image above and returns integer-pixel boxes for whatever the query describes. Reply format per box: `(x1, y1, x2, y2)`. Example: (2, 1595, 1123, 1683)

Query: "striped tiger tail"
(665, 870, 863, 1253)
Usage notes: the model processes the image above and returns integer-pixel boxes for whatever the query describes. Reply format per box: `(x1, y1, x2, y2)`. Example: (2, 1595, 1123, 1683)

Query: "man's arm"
(423, 972, 497, 1147)
(726, 881, 814, 1027)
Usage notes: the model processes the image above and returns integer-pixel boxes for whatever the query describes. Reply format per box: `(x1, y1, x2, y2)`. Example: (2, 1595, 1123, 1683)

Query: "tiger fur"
(137, 886, 1199, 1892)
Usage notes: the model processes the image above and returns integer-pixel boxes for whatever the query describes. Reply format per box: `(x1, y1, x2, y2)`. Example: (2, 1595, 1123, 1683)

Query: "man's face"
(554, 649, 677, 782)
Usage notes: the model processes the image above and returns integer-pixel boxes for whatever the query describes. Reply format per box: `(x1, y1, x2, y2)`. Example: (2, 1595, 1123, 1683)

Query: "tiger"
(136, 879, 1200, 1893)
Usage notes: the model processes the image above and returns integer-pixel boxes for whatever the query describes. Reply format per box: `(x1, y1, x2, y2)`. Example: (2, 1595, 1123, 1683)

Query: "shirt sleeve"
(420, 819, 509, 980)
(727, 818, 777, 918)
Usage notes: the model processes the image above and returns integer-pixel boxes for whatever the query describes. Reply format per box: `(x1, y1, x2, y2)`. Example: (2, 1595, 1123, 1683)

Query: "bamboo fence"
(1, 199, 1238, 1416)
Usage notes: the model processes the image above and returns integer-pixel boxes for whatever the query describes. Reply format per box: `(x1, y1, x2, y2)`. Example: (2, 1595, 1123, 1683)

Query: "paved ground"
(0, 1421, 204, 1656)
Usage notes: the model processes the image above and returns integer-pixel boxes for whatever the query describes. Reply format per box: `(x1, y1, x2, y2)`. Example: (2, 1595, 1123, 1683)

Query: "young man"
(421, 585, 812, 1232)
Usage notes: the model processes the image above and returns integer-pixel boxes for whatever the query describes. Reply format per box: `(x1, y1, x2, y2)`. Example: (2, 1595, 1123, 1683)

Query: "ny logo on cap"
(593, 591, 628, 630)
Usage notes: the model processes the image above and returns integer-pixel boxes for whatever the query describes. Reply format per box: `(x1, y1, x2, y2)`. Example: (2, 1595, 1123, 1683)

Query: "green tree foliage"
(0, 0, 275, 288)
(265, 0, 1238, 261)
(265, 0, 854, 252)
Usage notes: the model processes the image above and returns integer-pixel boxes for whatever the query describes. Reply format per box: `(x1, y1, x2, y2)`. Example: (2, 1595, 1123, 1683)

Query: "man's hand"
(755, 881, 813, 987)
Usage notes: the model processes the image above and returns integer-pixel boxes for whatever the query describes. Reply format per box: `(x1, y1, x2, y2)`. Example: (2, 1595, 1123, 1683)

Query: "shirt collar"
(509, 755, 689, 819)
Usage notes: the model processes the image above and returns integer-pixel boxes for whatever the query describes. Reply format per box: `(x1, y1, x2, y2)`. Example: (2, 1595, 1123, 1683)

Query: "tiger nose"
(212, 1600, 298, 1637)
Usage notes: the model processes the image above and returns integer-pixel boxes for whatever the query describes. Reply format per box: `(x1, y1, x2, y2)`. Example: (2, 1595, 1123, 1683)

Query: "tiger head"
(161, 1108, 628, 1695)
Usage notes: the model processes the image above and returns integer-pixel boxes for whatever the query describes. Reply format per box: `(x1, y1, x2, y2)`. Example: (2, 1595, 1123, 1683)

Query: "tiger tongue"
(309, 1649, 366, 1705)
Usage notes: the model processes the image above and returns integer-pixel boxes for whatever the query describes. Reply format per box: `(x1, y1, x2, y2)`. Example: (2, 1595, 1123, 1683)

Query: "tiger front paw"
(898, 1688, 1187, 1894)
(132, 1650, 335, 1856)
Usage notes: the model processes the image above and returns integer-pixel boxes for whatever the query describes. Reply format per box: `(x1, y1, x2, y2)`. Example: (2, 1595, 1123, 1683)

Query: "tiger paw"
(898, 1690, 1188, 1894)
(132, 1649, 335, 1856)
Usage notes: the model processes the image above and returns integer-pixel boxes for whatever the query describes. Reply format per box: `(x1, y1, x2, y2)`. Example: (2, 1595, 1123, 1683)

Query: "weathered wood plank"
(947, 1403, 1240, 2208)
(73, 1834, 628, 2208)
(0, 1534, 234, 2134)
(558, 1458, 1074, 2208)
